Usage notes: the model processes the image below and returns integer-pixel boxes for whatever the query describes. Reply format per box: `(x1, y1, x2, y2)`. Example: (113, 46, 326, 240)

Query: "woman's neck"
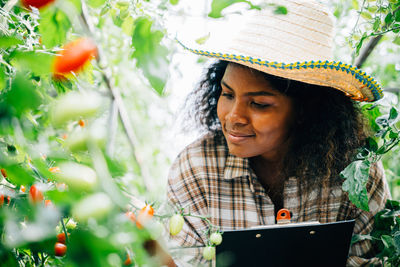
(250, 156, 285, 189)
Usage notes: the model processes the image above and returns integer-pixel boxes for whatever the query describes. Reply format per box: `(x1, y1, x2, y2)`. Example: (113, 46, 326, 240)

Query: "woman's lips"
(226, 131, 255, 143)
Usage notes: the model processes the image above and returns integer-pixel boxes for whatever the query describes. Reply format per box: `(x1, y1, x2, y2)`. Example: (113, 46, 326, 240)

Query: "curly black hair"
(183, 60, 369, 191)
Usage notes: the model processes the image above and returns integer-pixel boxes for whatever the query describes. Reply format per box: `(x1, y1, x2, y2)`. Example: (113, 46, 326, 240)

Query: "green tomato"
(202, 246, 215, 261)
(72, 192, 113, 222)
(169, 214, 184, 236)
(210, 232, 222, 246)
(54, 162, 98, 191)
(51, 91, 103, 127)
(64, 127, 106, 152)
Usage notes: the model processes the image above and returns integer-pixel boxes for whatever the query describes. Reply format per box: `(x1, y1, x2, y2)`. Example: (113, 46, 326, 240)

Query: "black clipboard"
(215, 220, 355, 267)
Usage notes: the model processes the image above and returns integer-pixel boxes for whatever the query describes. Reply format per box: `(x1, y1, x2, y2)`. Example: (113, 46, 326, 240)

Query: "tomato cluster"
(202, 232, 223, 260)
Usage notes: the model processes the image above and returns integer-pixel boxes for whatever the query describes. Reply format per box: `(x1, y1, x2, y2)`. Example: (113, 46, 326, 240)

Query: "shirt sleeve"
(166, 146, 211, 267)
(346, 161, 391, 266)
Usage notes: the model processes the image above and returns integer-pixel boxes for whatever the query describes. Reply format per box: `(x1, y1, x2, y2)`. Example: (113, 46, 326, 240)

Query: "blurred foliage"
(0, 0, 399, 266)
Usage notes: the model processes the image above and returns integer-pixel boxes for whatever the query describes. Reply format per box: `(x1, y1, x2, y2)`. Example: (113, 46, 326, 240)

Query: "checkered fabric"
(167, 132, 390, 266)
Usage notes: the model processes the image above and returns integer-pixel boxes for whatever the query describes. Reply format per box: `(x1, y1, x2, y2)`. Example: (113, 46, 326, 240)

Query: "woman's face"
(217, 63, 295, 162)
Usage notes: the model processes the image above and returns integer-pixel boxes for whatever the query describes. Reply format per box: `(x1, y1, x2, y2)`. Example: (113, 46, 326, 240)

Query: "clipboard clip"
(276, 208, 291, 225)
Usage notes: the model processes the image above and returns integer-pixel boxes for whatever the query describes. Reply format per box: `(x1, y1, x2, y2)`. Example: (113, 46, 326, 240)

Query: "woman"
(167, 0, 390, 266)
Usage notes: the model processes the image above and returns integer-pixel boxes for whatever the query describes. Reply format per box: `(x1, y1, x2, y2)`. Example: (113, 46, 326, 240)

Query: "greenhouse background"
(1, 0, 400, 266)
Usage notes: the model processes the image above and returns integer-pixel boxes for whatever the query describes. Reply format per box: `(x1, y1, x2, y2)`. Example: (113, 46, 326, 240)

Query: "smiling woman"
(166, 0, 390, 266)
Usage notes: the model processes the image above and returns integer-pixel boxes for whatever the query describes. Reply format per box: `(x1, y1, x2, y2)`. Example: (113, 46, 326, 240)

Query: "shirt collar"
(223, 153, 253, 180)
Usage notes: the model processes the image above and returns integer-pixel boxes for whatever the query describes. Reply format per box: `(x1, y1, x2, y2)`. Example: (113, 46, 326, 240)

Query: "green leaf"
(0, 66, 6, 91)
(274, 6, 288, 15)
(387, 199, 400, 209)
(10, 51, 53, 76)
(170, 0, 179, 5)
(385, 12, 394, 25)
(195, 33, 210, 45)
(1, 73, 42, 118)
(381, 235, 394, 249)
(100, 4, 111, 16)
(394, 232, 400, 254)
(373, 17, 381, 31)
(39, 9, 71, 48)
(209, 0, 245, 18)
(87, 0, 106, 8)
(121, 16, 134, 36)
(356, 33, 368, 56)
(131, 17, 169, 95)
(361, 11, 373, 20)
(394, 37, 400, 45)
(388, 107, 399, 122)
(208, 0, 260, 18)
(366, 137, 378, 152)
(351, 234, 373, 245)
(362, 104, 382, 132)
(1, 163, 35, 185)
(0, 35, 23, 48)
(395, 10, 400, 22)
(341, 160, 371, 211)
(389, 130, 399, 139)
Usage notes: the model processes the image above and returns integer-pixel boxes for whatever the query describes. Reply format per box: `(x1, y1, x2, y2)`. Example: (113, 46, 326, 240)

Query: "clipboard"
(215, 220, 355, 267)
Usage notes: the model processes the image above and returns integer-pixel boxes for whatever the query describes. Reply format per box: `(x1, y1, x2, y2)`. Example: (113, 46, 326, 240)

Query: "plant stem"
(79, 0, 153, 191)
(3, 0, 18, 12)
(61, 218, 69, 244)
(355, 35, 383, 68)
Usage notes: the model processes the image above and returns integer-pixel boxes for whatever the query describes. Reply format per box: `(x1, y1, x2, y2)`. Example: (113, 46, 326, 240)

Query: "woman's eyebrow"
(221, 80, 276, 96)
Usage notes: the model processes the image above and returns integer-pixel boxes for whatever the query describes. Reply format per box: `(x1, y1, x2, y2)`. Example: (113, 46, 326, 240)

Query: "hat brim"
(178, 40, 383, 102)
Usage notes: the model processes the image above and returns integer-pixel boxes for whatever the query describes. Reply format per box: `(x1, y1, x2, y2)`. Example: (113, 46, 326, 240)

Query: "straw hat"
(177, 0, 383, 102)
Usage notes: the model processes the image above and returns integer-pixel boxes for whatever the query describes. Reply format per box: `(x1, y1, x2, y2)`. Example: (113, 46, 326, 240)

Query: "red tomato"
(136, 204, 154, 229)
(21, 0, 55, 9)
(54, 242, 67, 257)
(1, 168, 7, 178)
(20, 185, 26, 193)
(57, 233, 66, 244)
(53, 38, 98, 75)
(0, 195, 4, 206)
(29, 185, 44, 204)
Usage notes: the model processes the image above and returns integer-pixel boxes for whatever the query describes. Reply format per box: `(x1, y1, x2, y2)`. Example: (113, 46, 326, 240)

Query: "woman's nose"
(227, 103, 248, 125)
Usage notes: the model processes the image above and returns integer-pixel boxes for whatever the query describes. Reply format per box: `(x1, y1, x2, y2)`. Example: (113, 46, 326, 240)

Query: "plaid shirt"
(167, 132, 390, 266)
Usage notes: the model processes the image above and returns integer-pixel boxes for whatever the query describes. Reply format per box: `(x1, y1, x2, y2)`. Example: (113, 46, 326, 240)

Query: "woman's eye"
(252, 102, 271, 109)
(221, 92, 233, 99)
